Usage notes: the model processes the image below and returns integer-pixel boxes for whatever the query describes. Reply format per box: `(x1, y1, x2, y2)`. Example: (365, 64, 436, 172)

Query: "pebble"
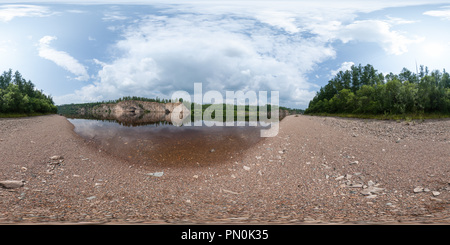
(0, 180, 25, 189)
(335, 176, 344, 181)
(50, 155, 64, 160)
(361, 186, 385, 196)
(147, 172, 164, 177)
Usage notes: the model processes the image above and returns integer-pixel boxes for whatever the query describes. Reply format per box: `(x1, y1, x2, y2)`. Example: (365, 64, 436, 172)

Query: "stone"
(365, 194, 378, 199)
(0, 180, 25, 189)
(430, 197, 443, 202)
(432, 191, 440, 196)
(348, 183, 363, 188)
(335, 176, 344, 181)
(413, 187, 424, 193)
(367, 180, 375, 187)
(147, 172, 164, 177)
(361, 186, 385, 196)
(243, 166, 250, 171)
(349, 161, 359, 165)
(50, 155, 64, 160)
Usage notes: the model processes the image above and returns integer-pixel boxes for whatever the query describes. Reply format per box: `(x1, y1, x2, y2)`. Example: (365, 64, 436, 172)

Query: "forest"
(305, 64, 450, 117)
(0, 69, 57, 116)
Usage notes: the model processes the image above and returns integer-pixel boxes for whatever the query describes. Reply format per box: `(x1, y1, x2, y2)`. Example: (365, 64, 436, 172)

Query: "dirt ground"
(0, 114, 449, 224)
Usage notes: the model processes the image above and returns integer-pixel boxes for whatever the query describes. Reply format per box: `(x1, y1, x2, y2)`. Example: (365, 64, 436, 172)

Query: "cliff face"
(77, 100, 187, 125)
(90, 101, 182, 115)
(77, 100, 289, 124)
(279, 109, 290, 120)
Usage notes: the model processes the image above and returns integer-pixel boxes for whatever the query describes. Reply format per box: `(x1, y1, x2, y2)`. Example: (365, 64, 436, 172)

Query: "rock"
(432, 191, 440, 196)
(210, 149, 215, 153)
(430, 197, 443, 202)
(348, 183, 363, 188)
(365, 194, 378, 199)
(361, 186, 385, 196)
(0, 180, 25, 189)
(243, 166, 250, 171)
(50, 155, 64, 160)
(335, 176, 344, 181)
(413, 187, 424, 193)
(147, 172, 164, 177)
(349, 161, 359, 165)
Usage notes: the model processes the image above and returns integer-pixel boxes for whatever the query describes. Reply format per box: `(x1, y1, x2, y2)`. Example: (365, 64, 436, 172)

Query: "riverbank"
(304, 112, 450, 120)
(0, 114, 449, 224)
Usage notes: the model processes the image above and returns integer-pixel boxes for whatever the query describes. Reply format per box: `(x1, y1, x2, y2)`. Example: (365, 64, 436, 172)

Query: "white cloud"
(102, 11, 128, 21)
(337, 20, 422, 55)
(423, 7, 450, 20)
(54, 1, 445, 107)
(38, 36, 90, 81)
(255, 10, 300, 34)
(330, 61, 355, 77)
(0, 4, 52, 22)
(61, 13, 335, 106)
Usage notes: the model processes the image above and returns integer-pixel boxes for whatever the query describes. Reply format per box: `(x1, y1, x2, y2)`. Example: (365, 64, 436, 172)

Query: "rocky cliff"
(89, 100, 182, 115)
(76, 100, 187, 125)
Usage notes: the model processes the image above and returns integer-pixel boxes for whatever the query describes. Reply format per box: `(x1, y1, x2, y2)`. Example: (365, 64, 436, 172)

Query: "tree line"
(0, 69, 57, 115)
(305, 64, 450, 115)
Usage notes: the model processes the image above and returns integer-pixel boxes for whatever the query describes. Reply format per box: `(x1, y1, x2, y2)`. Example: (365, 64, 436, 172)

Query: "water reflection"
(68, 114, 268, 167)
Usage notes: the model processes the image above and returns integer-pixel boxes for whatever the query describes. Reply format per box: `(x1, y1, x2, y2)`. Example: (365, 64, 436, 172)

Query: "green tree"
(0, 69, 56, 115)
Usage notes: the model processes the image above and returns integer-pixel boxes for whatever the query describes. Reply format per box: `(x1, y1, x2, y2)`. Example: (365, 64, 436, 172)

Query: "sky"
(1, 1, 450, 109)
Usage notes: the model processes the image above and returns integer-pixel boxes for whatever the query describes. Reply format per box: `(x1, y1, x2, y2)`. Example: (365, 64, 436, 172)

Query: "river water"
(68, 117, 268, 167)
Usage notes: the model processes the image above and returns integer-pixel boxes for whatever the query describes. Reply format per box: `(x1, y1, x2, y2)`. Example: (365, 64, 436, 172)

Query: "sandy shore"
(0, 114, 449, 224)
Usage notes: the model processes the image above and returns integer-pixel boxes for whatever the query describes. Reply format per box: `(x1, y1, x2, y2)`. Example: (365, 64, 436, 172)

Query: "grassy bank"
(0, 112, 55, 118)
(305, 112, 450, 121)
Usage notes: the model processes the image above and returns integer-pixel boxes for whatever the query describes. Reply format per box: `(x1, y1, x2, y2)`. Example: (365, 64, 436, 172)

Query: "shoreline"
(0, 114, 449, 224)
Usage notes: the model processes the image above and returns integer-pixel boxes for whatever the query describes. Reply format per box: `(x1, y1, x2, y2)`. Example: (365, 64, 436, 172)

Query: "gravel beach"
(0, 114, 449, 224)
